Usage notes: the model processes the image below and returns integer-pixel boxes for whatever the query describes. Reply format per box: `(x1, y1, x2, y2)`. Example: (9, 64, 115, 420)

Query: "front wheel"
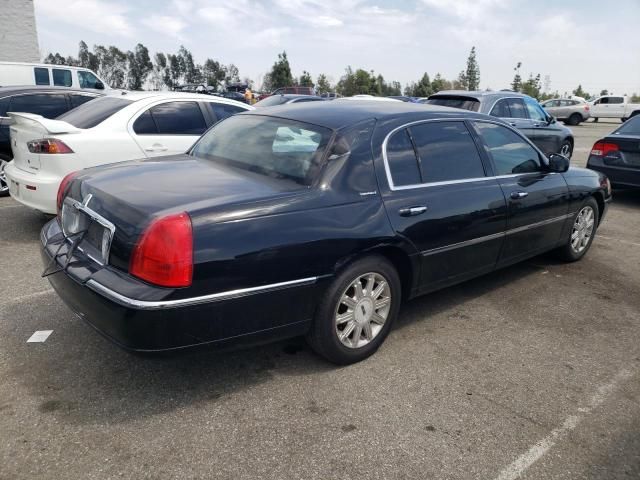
(621, 117, 628, 123)
(306, 255, 401, 364)
(559, 140, 573, 159)
(555, 198, 599, 262)
(0, 155, 11, 197)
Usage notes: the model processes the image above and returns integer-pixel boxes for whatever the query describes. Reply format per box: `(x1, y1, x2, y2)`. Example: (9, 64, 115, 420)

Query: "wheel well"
(593, 192, 605, 225)
(631, 110, 640, 118)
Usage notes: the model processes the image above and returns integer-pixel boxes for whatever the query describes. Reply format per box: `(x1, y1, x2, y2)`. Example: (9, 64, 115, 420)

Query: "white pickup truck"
(590, 95, 640, 122)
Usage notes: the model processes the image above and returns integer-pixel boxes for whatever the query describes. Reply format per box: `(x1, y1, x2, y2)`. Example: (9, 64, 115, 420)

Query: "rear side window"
(132, 110, 157, 134)
(386, 129, 422, 186)
(34, 67, 50, 85)
(409, 121, 485, 183)
(149, 101, 207, 135)
(425, 96, 480, 111)
(475, 121, 541, 175)
(489, 99, 511, 118)
(69, 94, 97, 108)
(609, 97, 624, 104)
(52, 69, 72, 87)
(506, 99, 528, 118)
(9, 93, 69, 118)
(209, 102, 246, 122)
(57, 96, 132, 128)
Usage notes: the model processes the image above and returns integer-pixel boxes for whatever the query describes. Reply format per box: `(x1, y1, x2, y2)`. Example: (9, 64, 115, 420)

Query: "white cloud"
(34, 0, 134, 37)
(142, 15, 187, 38)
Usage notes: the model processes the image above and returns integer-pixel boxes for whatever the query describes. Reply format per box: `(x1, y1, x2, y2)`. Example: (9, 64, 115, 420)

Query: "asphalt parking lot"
(1, 119, 639, 480)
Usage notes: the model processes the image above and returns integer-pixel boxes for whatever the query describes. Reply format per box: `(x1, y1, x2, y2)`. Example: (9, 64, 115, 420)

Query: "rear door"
(378, 120, 507, 292)
(472, 120, 570, 265)
(130, 100, 209, 156)
(608, 96, 626, 118)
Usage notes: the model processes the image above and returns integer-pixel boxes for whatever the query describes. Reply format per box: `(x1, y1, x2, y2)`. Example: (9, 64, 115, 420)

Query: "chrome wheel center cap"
(354, 298, 373, 325)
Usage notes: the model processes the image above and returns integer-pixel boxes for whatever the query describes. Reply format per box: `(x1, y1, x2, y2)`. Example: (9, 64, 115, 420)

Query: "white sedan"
(5, 92, 252, 214)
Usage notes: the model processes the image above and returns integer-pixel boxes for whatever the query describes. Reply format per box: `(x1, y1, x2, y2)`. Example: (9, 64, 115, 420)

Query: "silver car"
(541, 98, 591, 126)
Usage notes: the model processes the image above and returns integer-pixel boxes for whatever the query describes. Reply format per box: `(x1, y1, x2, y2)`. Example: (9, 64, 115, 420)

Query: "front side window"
(57, 96, 132, 128)
(475, 121, 541, 175)
(190, 115, 332, 186)
(386, 129, 421, 187)
(78, 71, 102, 89)
(34, 67, 50, 85)
(597, 97, 608, 105)
(524, 97, 547, 122)
(9, 94, 68, 118)
(52, 69, 72, 87)
(409, 121, 485, 183)
(149, 101, 207, 135)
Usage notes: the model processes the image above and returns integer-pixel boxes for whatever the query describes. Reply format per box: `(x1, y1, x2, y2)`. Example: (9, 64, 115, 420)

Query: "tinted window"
(490, 99, 511, 117)
(410, 121, 485, 183)
(150, 101, 206, 135)
(475, 122, 541, 175)
(9, 94, 69, 118)
(609, 97, 624, 104)
(386, 129, 421, 186)
(70, 94, 97, 108)
(597, 97, 609, 105)
(425, 96, 480, 111)
(0, 97, 10, 117)
(615, 116, 640, 136)
(524, 97, 547, 122)
(210, 102, 246, 122)
(506, 98, 527, 118)
(77, 71, 101, 89)
(34, 67, 50, 85)
(191, 115, 332, 186)
(133, 110, 158, 134)
(57, 96, 132, 128)
(52, 69, 72, 87)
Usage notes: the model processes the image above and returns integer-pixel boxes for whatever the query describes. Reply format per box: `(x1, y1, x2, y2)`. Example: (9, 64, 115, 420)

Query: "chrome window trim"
(419, 213, 574, 257)
(86, 276, 319, 310)
(381, 117, 547, 191)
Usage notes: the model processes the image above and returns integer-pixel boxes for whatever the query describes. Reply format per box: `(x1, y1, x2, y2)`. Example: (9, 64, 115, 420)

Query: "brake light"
(584, 105, 590, 111)
(27, 138, 74, 154)
(56, 171, 79, 216)
(129, 212, 193, 288)
(590, 142, 619, 157)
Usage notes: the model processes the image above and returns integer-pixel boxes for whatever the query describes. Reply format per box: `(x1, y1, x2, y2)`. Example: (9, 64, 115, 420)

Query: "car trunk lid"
(604, 135, 640, 169)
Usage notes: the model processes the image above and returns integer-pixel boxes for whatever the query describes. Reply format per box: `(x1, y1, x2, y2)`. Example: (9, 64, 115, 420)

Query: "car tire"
(0, 154, 11, 197)
(593, 117, 598, 123)
(621, 117, 628, 123)
(555, 197, 599, 262)
(559, 140, 573, 159)
(306, 255, 401, 365)
(567, 113, 582, 126)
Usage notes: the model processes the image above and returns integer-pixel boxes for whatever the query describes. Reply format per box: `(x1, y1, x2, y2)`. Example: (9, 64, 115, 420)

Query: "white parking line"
(493, 368, 634, 480)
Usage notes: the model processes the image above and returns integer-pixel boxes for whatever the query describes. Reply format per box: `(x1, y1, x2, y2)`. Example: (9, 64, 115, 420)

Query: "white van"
(0, 62, 111, 93)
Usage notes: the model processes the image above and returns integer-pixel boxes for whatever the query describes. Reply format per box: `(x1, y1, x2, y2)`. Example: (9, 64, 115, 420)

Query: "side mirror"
(548, 153, 570, 172)
(94, 81, 105, 90)
(547, 115, 555, 125)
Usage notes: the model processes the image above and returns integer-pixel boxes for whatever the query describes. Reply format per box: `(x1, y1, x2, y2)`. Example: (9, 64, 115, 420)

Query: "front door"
(471, 120, 570, 265)
(524, 96, 561, 155)
(378, 120, 508, 293)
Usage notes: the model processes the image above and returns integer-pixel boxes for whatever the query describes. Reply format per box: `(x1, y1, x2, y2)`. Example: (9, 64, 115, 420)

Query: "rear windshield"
(614, 116, 640, 136)
(190, 115, 333, 186)
(57, 96, 132, 128)
(424, 95, 481, 112)
(255, 95, 289, 107)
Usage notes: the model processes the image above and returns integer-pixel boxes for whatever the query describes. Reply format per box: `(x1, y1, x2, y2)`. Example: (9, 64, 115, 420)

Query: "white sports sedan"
(5, 92, 252, 214)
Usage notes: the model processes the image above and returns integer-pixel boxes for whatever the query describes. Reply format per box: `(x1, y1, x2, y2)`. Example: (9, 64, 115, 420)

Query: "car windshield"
(57, 96, 132, 128)
(255, 95, 289, 107)
(190, 115, 333, 186)
(615, 116, 640, 136)
(424, 96, 481, 111)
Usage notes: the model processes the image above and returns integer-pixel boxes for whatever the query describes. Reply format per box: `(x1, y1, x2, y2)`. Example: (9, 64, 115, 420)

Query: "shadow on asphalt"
(611, 188, 640, 208)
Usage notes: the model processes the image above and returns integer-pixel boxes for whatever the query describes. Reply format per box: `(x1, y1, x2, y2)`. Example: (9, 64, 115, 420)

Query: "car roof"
(242, 100, 491, 130)
(430, 90, 531, 101)
(0, 85, 101, 97)
(0, 61, 95, 71)
(117, 91, 251, 108)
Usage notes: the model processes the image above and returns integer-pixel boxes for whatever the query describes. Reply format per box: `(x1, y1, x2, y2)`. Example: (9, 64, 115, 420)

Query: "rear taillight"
(584, 105, 590, 111)
(129, 212, 193, 288)
(56, 171, 79, 216)
(590, 141, 619, 157)
(27, 138, 74, 154)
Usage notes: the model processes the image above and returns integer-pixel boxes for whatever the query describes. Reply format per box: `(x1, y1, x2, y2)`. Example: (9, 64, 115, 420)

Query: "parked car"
(339, 95, 402, 102)
(42, 101, 611, 364)
(0, 86, 102, 196)
(424, 91, 575, 158)
(387, 96, 418, 102)
(587, 115, 640, 188)
(589, 95, 640, 122)
(5, 92, 251, 213)
(215, 91, 248, 103)
(0, 62, 111, 93)
(271, 86, 315, 96)
(540, 98, 591, 125)
(254, 94, 324, 107)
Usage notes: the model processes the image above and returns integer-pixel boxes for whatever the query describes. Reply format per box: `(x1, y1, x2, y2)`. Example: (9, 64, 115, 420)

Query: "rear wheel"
(0, 154, 11, 197)
(306, 255, 401, 364)
(555, 198, 599, 262)
(593, 117, 599, 123)
(567, 113, 582, 126)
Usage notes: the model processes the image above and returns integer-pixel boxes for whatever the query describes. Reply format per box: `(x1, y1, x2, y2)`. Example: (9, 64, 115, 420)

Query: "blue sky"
(34, 0, 640, 95)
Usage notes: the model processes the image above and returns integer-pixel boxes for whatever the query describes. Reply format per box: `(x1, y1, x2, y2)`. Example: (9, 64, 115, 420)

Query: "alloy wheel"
(560, 143, 572, 158)
(0, 159, 8, 194)
(335, 272, 391, 349)
(571, 206, 595, 254)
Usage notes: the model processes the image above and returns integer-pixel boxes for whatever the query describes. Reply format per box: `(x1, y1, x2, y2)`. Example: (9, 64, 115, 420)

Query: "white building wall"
(0, 0, 40, 62)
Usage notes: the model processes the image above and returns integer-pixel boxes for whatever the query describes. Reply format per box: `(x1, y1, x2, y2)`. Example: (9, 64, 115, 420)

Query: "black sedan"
(587, 115, 640, 188)
(41, 101, 612, 364)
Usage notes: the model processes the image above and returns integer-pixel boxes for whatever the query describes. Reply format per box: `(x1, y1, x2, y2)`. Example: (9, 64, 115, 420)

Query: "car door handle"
(510, 191, 529, 199)
(145, 145, 168, 152)
(399, 206, 428, 217)
(509, 122, 517, 126)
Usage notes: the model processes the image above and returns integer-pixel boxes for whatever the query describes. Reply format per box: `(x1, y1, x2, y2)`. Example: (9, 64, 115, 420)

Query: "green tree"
(268, 51, 293, 90)
(316, 74, 332, 95)
(430, 73, 451, 93)
(408, 73, 432, 97)
(299, 70, 314, 87)
(202, 59, 226, 90)
(225, 63, 240, 84)
(572, 84, 589, 99)
(453, 70, 467, 90)
(150, 52, 167, 90)
(43, 52, 68, 65)
(521, 73, 542, 98)
(94, 45, 127, 89)
(77, 41, 98, 71)
(465, 46, 480, 90)
(599, 89, 609, 96)
(511, 62, 522, 91)
(126, 43, 152, 90)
